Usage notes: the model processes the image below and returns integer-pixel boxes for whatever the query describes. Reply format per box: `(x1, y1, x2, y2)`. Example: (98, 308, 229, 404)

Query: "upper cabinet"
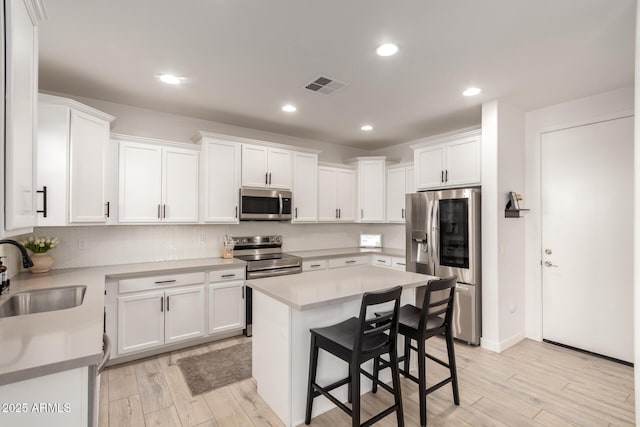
(37, 94, 115, 226)
(413, 130, 481, 190)
(386, 163, 415, 223)
(3, 0, 46, 234)
(241, 144, 291, 189)
(292, 152, 318, 223)
(118, 138, 199, 223)
(193, 133, 241, 223)
(350, 157, 386, 223)
(318, 165, 356, 222)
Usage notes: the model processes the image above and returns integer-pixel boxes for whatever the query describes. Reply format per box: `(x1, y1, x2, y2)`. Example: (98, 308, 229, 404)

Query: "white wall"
(523, 86, 634, 341)
(634, 4, 640, 422)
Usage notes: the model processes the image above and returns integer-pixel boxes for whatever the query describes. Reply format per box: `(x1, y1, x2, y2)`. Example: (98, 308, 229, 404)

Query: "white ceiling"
(38, 0, 636, 149)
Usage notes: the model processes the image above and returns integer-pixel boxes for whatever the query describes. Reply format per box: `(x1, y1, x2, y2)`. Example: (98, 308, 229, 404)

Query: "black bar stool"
(304, 286, 404, 427)
(372, 276, 459, 427)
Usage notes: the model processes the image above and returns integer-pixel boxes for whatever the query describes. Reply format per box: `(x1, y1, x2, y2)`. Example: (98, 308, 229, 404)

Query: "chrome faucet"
(0, 240, 34, 295)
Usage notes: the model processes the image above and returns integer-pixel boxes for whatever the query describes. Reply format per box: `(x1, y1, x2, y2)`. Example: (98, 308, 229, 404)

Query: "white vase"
(30, 253, 54, 274)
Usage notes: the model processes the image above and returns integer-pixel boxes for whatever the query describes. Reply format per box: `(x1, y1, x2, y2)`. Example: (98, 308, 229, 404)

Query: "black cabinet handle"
(402, 208, 405, 219)
(154, 279, 177, 284)
(105, 201, 110, 218)
(36, 186, 47, 218)
(336, 208, 338, 219)
(269, 173, 272, 185)
(310, 264, 321, 268)
(221, 274, 236, 278)
(338, 208, 341, 219)
(346, 260, 356, 264)
(166, 296, 170, 311)
(235, 206, 238, 218)
(157, 204, 161, 219)
(295, 207, 298, 218)
(265, 172, 268, 185)
(445, 170, 448, 182)
(160, 296, 164, 312)
(441, 170, 444, 183)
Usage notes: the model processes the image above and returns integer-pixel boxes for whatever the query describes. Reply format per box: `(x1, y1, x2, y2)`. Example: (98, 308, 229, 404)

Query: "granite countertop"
(289, 247, 405, 260)
(0, 257, 246, 386)
(247, 265, 435, 311)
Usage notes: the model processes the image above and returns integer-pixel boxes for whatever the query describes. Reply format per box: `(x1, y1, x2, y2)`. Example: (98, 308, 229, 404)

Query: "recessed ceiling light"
(463, 87, 482, 97)
(158, 74, 183, 84)
(361, 125, 373, 131)
(376, 43, 398, 57)
(282, 104, 297, 113)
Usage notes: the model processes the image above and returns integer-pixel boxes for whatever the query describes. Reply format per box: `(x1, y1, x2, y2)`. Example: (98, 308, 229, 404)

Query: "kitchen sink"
(0, 285, 87, 318)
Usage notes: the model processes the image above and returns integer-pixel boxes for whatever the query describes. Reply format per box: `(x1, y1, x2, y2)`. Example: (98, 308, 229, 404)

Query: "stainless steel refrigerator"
(406, 187, 481, 345)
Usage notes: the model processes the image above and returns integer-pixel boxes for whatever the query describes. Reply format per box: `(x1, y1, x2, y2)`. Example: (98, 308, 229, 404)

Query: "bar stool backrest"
(353, 286, 403, 358)
(419, 276, 457, 332)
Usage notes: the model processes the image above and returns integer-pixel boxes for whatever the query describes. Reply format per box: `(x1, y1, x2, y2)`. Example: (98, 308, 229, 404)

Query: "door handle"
(278, 193, 283, 217)
(269, 173, 272, 185)
(235, 206, 238, 218)
(336, 208, 338, 219)
(295, 207, 298, 219)
(544, 261, 559, 268)
(160, 296, 164, 312)
(166, 295, 170, 311)
(445, 170, 448, 182)
(105, 201, 110, 218)
(163, 204, 167, 219)
(36, 186, 48, 218)
(157, 204, 161, 219)
(402, 208, 405, 219)
(338, 208, 341, 219)
(441, 171, 444, 183)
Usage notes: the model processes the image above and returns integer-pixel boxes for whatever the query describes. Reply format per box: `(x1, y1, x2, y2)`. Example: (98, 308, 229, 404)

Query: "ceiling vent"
(304, 76, 347, 95)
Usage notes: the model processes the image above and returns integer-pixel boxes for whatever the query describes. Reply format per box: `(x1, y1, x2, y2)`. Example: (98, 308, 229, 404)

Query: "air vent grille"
(304, 76, 347, 95)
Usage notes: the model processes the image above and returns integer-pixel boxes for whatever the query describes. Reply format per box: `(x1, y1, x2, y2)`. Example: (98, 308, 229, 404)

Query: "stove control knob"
(275, 236, 282, 243)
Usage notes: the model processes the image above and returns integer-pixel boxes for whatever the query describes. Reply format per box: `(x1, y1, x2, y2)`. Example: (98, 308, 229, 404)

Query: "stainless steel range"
(232, 235, 302, 336)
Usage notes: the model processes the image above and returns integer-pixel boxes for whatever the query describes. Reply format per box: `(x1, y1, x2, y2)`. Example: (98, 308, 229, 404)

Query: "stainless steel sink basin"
(0, 286, 87, 318)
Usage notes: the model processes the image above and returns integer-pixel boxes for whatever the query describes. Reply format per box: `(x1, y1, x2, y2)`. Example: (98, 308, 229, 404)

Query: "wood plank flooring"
(100, 336, 635, 427)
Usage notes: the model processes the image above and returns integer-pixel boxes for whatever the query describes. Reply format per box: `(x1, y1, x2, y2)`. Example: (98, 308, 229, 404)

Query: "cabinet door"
(415, 144, 446, 190)
(386, 167, 406, 223)
(208, 281, 245, 334)
(241, 145, 268, 188)
(165, 286, 206, 344)
(162, 147, 199, 223)
(358, 160, 385, 222)
(292, 152, 317, 222)
(405, 166, 416, 193)
(267, 148, 292, 189)
(317, 167, 337, 221)
(104, 139, 119, 225)
(69, 110, 109, 223)
(118, 142, 162, 222)
(203, 139, 240, 223)
(446, 136, 481, 187)
(336, 168, 356, 222)
(36, 104, 69, 226)
(4, 0, 37, 231)
(117, 291, 165, 355)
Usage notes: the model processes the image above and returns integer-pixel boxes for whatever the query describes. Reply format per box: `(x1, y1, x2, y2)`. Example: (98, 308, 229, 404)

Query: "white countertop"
(247, 265, 435, 311)
(0, 257, 246, 386)
(289, 247, 405, 260)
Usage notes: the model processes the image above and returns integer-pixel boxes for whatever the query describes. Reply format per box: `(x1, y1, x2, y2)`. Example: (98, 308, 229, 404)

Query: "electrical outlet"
(78, 239, 87, 251)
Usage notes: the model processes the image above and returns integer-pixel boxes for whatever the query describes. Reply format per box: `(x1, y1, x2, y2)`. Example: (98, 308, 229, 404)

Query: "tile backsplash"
(31, 223, 405, 270)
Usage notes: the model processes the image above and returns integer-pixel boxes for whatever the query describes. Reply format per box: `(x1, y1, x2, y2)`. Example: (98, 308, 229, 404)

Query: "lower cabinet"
(165, 286, 206, 344)
(208, 280, 245, 334)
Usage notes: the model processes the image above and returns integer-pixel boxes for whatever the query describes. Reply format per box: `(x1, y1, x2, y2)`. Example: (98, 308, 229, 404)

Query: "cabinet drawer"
(118, 272, 205, 294)
(209, 268, 245, 282)
(371, 255, 392, 268)
(328, 256, 368, 269)
(303, 260, 328, 272)
(391, 257, 407, 271)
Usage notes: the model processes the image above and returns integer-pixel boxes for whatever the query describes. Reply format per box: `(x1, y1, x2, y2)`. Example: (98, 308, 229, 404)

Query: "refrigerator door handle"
(432, 200, 440, 273)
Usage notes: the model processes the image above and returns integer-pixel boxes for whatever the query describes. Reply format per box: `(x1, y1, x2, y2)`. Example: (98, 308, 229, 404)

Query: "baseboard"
(481, 331, 526, 353)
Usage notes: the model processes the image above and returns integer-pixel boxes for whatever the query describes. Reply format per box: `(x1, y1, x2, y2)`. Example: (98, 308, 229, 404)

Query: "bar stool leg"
(371, 357, 380, 394)
(350, 362, 361, 427)
(404, 337, 411, 374)
(348, 365, 353, 403)
(305, 335, 319, 425)
(389, 347, 405, 427)
(417, 338, 427, 427)
(445, 330, 460, 405)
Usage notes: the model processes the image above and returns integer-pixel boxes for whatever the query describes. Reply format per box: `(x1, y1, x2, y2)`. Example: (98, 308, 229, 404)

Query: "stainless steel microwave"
(239, 188, 292, 221)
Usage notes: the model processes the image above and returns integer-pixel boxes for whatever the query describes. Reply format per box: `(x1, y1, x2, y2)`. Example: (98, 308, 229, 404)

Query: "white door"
(358, 160, 385, 222)
(241, 144, 268, 188)
(415, 144, 445, 190)
(118, 142, 162, 222)
(292, 152, 317, 223)
(208, 281, 245, 334)
(318, 167, 337, 222)
(386, 167, 406, 223)
(162, 147, 199, 223)
(202, 139, 240, 223)
(446, 136, 481, 187)
(336, 168, 356, 222)
(165, 286, 206, 344)
(69, 110, 109, 223)
(117, 291, 165, 355)
(541, 116, 633, 363)
(267, 148, 292, 189)
(4, 0, 37, 232)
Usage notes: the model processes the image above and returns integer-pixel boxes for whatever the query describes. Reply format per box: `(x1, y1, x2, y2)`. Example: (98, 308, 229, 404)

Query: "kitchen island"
(248, 265, 435, 427)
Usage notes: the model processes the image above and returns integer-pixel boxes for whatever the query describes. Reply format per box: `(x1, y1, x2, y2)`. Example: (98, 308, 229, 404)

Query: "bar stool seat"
(394, 305, 446, 332)
(311, 317, 391, 360)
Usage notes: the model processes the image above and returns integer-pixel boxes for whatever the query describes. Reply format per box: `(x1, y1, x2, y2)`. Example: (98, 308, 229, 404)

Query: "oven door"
(239, 188, 292, 220)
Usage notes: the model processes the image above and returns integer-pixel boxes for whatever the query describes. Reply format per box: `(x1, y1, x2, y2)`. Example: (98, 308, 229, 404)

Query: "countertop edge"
(290, 247, 405, 261)
(0, 353, 102, 386)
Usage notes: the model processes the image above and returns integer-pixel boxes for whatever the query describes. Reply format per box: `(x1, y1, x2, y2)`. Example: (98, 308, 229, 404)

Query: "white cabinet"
(208, 280, 245, 334)
(165, 286, 206, 344)
(196, 134, 240, 223)
(318, 165, 356, 222)
(241, 144, 291, 189)
(3, 0, 44, 233)
(351, 157, 386, 222)
(292, 152, 318, 223)
(371, 254, 392, 268)
(413, 130, 481, 190)
(37, 94, 115, 226)
(302, 259, 328, 272)
(391, 257, 407, 271)
(328, 256, 369, 268)
(386, 164, 415, 223)
(118, 139, 199, 223)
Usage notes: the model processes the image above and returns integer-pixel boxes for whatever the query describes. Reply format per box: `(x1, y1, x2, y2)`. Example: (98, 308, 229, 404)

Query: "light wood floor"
(100, 336, 635, 427)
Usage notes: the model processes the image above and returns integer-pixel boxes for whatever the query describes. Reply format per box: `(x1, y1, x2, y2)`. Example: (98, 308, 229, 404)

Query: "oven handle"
(278, 193, 283, 217)
(246, 267, 302, 279)
(247, 262, 302, 272)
